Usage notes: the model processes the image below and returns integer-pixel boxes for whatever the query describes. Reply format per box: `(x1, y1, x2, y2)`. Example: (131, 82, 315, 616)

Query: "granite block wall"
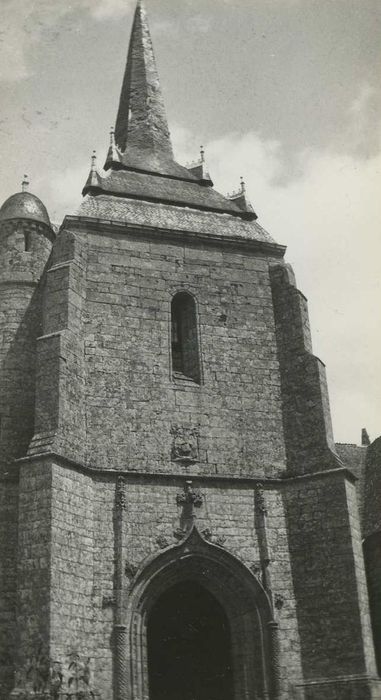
(270, 263, 339, 475)
(28, 229, 87, 463)
(80, 227, 287, 476)
(89, 475, 304, 699)
(363, 438, 381, 674)
(0, 479, 18, 699)
(16, 462, 53, 670)
(283, 471, 377, 686)
(49, 463, 95, 663)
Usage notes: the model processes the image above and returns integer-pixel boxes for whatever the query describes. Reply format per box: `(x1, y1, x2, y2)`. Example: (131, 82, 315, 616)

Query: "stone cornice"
(61, 215, 286, 258)
(13, 450, 357, 486)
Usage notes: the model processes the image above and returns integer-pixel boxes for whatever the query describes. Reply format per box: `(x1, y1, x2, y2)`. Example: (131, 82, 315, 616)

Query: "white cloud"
(187, 15, 211, 34)
(90, 0, 134, 21)
(0, 0, 133, 82)
(151, 18, 179, 37)
(173, 123, 381, 443)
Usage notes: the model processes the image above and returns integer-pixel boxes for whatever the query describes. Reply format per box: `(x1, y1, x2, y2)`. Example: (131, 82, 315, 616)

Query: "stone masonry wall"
(80, 226, 287, 477)
(270, 263, 339, 475)
(49, 463, 95, 667)
(16, 462, 53, 672)
(363, 437, 381, 675)
(283, 471, 377, 692)
(28, 230, 87, 462)
(0, 479, 18, 699)
(90, 475, 304, 699)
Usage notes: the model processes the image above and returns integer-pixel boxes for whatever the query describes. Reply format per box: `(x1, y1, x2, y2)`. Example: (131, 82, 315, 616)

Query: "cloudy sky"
(0, 0, 380, 444)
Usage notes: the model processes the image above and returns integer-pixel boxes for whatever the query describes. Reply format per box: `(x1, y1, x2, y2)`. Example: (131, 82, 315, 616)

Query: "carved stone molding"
(255, 482, 268, 516)
(126, 525, 274, 700)
(176, 480, 203, 508)
(156, 534, 169, 549)
(102, 594, 116, 608)
(173, 527, 186, 541)
(274, 593, 285, 611)
(201, 528, 226, 547)
(115, 475, 126, 510)
(125, 560, 138, 579)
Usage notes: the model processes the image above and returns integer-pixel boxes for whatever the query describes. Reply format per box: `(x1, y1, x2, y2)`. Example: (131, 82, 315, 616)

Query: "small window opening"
(171, 292, 200, 383)
(24, 231, 31, 252)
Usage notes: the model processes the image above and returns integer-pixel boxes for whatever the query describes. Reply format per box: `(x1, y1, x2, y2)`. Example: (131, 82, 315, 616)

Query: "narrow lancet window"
(171, 292, 200, 383)
(24, 231, 31, 251)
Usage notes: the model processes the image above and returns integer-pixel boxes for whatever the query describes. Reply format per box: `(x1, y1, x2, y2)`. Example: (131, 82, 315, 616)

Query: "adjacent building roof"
(0, 191, 51, 227)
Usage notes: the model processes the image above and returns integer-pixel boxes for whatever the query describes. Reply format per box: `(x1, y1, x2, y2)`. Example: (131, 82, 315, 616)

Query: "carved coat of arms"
(171, 425, 199, 463)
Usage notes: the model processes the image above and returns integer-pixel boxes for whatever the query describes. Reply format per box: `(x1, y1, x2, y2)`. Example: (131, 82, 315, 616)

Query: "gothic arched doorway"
(124, 527, 277, 699)
(147, 580, 234, 700)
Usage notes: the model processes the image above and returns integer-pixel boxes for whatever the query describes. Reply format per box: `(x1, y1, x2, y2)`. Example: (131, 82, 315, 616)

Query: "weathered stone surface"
(0, 4, 380, 699)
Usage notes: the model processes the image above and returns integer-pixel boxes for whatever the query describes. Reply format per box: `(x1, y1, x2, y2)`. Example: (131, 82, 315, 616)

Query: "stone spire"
(113, 0, 180, 177)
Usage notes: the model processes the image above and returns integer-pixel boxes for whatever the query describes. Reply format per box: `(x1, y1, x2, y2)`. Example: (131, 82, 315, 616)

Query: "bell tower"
(3, 2, 381, 699)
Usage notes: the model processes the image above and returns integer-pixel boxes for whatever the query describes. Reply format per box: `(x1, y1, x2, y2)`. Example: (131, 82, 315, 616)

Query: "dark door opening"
(147, 580, 234, 700)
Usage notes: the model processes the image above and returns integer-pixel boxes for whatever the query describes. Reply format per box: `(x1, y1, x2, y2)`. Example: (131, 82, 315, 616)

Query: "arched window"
(171, 292, 200, 382)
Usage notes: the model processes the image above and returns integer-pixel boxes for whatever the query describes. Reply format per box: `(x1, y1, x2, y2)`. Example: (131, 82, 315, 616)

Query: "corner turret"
(0, 179, 54, 472)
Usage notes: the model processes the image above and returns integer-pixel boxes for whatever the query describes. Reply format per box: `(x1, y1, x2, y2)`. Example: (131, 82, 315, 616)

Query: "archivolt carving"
(123, 525, 278, 700)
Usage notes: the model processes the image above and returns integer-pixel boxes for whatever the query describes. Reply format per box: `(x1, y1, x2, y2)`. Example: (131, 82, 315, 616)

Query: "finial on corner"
(22, 175, 29, 193)
(362, 428, 371, 446)
(227, 176, 257, 219)
(200, 145, 205, 163)
(110, 127, 115, 147)
(91, 150, 97, 172)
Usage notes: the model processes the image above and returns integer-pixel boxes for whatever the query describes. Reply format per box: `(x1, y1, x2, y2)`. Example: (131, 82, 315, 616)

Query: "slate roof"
(77, 195, 278, 245)
(83, 169, 252, 218)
